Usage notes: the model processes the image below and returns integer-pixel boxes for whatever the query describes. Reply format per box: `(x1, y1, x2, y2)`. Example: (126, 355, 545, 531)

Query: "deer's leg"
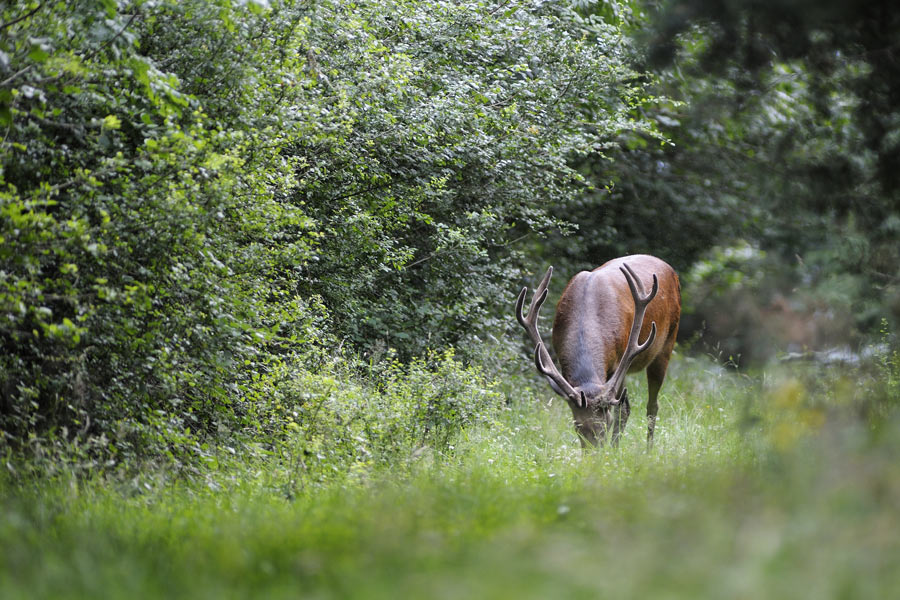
(610, 389, 630, 446)
(646, 316, 678, 448)
(646, 357, 669, 448)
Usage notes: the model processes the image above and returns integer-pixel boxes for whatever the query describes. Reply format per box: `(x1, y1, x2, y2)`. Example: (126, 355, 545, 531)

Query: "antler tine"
(516, 286, 548, 330)
(516, 267, 583, 407)
(516, 267, 553, 327)
(621, 262, 658, 305)
(608, 263, 659, 402)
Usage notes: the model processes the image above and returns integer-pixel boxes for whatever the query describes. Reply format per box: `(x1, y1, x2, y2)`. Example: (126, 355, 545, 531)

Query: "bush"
(0, 0, 318, 465)
(280, 0, 654, 356)
(0, 0, 651, 469)
(244, 349, 503, 492)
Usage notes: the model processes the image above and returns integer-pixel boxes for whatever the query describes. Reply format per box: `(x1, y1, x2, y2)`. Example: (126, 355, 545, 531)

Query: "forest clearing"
(1, 0, 898, 597)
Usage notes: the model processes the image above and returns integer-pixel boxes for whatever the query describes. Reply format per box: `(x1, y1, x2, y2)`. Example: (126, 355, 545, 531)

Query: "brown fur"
(550, 255, 681, 446)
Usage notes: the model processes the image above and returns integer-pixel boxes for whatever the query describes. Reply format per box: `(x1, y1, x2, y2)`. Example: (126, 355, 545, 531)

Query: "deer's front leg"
(610, 389, 630, 446)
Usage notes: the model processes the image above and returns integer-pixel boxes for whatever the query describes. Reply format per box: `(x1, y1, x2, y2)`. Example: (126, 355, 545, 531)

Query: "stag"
(516, 255, 681, 447)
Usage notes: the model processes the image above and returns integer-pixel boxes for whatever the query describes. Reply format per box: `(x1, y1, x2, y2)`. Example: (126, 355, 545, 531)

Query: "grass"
(2, 353, 899, 599)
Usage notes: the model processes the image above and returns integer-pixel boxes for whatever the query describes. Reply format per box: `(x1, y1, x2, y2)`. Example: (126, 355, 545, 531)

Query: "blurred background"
(536, 0, 900, 368)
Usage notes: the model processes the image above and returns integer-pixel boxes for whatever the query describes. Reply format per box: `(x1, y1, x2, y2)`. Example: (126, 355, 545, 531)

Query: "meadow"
(2, 354, 898, 599)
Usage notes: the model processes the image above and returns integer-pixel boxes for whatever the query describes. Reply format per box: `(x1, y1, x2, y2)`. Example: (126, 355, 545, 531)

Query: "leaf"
(27, 45, 49, 63)
(99, 0, 117, 17)
(102, 114, 122, 130)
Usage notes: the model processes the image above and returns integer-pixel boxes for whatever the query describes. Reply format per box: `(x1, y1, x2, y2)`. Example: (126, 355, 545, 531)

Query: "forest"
(1, 0, 898, 597)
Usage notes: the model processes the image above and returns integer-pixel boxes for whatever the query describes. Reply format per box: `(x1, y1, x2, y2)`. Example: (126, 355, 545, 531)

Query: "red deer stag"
(516, 255, 681, 447)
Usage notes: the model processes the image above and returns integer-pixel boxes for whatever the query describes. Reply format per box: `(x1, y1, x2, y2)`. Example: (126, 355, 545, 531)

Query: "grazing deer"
(516, 255, 681, 447)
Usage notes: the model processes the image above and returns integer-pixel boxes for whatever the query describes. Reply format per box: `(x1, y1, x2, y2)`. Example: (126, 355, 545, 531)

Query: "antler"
(516, 267, 585, 407)
(606, 263, 658, 402)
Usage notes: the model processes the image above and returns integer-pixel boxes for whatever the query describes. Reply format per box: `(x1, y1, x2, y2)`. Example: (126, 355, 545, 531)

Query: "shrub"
(245, 349, 503, 492)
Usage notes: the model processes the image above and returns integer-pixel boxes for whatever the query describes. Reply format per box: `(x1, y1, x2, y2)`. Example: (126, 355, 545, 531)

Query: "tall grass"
(2, 353, 899, 599)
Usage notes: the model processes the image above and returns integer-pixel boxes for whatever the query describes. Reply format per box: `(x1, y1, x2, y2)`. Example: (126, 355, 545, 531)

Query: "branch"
(0, 65, 34, 88)
(0, 3, 42, 32)
(80, 12, 139, 63)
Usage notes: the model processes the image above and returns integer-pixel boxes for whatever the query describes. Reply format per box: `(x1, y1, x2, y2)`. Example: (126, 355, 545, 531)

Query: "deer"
(516, 255, 681, 447)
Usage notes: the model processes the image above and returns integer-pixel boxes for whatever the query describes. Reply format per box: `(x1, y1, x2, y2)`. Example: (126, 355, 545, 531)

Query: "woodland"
(1, 1, 899, 597)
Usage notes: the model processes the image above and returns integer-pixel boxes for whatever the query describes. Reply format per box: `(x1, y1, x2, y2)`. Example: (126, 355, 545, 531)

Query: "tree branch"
(0, 3, 42, 32)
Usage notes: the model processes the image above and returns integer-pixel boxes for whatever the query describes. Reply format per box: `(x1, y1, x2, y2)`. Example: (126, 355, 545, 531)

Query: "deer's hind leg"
(646, 348, 676, 448)
(646, 317, 679, 447)
(645, 359, 666, 447)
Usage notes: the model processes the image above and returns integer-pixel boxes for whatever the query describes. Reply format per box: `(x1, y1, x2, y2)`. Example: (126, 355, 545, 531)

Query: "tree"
(540, 0, 899, 361)
(285, 0, 654, 356)
(0, 0, 318, 462)
(0, 0, 654, 464)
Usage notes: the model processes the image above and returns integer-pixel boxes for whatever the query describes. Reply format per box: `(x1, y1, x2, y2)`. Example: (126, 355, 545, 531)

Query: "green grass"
(2, 355, 899, 599)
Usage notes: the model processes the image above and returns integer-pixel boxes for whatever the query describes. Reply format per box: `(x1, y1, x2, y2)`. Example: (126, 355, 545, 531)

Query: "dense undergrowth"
(2, 351, 898, 599)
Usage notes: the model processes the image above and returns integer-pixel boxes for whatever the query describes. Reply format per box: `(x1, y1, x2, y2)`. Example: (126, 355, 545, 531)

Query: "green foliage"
(2, 0, 895, 481)
(0, 0, 656, 466)
(288, 0, 652, 354)
(616, 0, 900, 357)
(241, 348, 502, 493)
(0, 0, 320, 463)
